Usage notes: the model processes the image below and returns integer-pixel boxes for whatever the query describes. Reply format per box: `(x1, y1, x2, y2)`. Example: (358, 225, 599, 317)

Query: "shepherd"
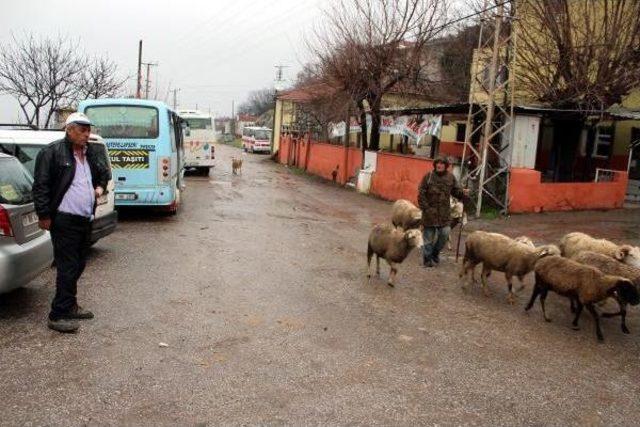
(417, 156, 469, 268)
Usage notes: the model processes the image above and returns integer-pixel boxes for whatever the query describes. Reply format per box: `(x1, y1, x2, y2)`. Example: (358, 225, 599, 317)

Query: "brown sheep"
(367, 223, 424, 287)
(460, 231, 560, 304)
(391, 199, 422, 230)
(560, 232, 640, 268)
(572, 251, 640, 334)
(526, 255, 639, 342)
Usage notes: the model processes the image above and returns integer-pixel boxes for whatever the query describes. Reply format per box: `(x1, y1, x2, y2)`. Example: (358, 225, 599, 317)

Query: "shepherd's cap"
(433, 155, 450, 166)
(65, 112, 92, 127)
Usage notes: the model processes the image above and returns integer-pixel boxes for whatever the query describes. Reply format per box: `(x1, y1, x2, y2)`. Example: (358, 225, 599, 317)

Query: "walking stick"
(455, 216, 465, 263)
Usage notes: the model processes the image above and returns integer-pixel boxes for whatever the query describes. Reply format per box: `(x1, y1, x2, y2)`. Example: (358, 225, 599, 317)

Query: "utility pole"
(171, 88, 181, 110)
(142, 62, 158, 99)
(271, 64, 288, 154)
(136, 40, 143, 98)
(233, 100, 237, 137)
(274, 64, 289, 84)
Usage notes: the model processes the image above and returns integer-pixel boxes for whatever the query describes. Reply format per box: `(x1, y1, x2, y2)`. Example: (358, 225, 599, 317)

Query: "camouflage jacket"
(417, 171, 464, 227)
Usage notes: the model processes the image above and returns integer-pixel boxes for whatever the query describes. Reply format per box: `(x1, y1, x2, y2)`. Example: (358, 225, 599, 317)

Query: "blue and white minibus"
(78, 99, 185, 213)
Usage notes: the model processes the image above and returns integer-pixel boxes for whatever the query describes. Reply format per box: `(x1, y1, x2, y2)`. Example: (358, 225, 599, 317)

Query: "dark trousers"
(422, 225, 451, 263)
(50, 213, 91, 320)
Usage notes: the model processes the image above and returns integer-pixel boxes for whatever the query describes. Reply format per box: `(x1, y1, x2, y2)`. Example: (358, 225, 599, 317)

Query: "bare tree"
(310, 0, 448, 150)
(517, 0, 640, 112)
(41, 36, 87, 128)
(0, 34, 54, 127)
(239, 88, 276, 116)
(75, 55, 128, 100)
(0, 34, 127, 128)
(291, 75, 353, 141)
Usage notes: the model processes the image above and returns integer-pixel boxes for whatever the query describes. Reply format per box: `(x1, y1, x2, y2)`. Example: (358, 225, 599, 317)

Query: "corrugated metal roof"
(608, 107, 640, 120)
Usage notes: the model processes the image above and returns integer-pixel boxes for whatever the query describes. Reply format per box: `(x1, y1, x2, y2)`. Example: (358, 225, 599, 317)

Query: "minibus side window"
(168, 112, 177, 152)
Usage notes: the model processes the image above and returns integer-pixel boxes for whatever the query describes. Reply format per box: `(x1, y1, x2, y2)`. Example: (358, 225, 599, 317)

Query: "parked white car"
(0, 129, 117, 244)
(0, 153, 53, 293)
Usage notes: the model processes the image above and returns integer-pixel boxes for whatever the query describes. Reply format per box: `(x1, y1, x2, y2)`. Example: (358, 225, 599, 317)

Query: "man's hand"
(95, 186, 104, 198)
(38, 219, 51, 230)
(463, 188, 471, 197)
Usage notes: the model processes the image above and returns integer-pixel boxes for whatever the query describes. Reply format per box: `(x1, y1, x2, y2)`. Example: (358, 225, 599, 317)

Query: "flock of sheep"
(367, 199, 640, 342)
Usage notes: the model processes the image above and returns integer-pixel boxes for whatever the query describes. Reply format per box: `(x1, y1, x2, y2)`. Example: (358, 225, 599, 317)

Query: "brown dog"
(231, 157, 243, 175)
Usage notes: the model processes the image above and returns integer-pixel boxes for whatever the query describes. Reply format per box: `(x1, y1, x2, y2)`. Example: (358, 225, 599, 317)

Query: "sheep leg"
(480, 265, 491, 296)
(376, 255, 381, 277)
(540, 289, 551, 322)
(601, 302, 630, 334)
(505, 273, 516, 304)
(586, 303, 604, 342)
(525, 285, 541, 312)
(515, 275, 526, 292)
(459, 260, 473, 290)
(571, 300, 583, 330)
(620, 306, 629, 334)
(387, 263, 397, 288)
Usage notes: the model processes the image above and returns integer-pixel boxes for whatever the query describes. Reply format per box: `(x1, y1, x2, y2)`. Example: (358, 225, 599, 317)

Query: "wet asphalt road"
(1, 143, 639, 426)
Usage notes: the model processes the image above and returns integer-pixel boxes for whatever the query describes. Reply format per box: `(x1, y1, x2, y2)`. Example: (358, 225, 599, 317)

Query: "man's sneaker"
(69, 305, 94, 320)
(423, 259, 435, 268)
(433, 253, 440, 264)
(48, 319, 79, 333)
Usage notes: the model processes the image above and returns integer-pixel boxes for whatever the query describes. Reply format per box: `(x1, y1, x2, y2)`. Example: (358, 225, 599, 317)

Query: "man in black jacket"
(33, 112, 110, 333)
(417, 156, 468, 268)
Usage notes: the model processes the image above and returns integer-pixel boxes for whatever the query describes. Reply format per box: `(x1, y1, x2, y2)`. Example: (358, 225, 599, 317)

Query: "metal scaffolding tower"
(460, 1, 517, 217)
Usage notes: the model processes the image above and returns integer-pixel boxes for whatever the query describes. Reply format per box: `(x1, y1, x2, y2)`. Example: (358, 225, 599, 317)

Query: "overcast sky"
(0, 0, 324, 122)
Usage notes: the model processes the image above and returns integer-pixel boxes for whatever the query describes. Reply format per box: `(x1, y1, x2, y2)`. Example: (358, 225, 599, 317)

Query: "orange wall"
(278, 136, 628, 213)
(370, 153, 433, 205)
(277, 136, 363, 184)
(509, 168, 629, 213)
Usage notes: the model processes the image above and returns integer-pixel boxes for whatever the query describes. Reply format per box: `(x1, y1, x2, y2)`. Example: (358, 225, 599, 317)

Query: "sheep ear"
(615, 246, 630, 261)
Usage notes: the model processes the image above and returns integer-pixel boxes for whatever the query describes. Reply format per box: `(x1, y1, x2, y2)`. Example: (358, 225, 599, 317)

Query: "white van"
(0, 129, 117, 244)
(178, 110, 216, 175)
(242, 126, 272, 153)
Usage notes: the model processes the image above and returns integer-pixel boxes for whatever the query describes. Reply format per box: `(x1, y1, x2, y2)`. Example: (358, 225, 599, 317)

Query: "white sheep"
(367, 223, 424, 287)
(526, 255, 639, 342)
(460, 231, 560, 304)
(391, 199, 422, 230)
(560, 232, 640, 268)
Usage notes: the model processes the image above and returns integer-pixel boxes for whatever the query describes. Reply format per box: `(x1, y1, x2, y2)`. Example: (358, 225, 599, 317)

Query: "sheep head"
(514, 236, 535, 248)
(612, 278, 640, 306)
(535, 244, 561, 259)
(404, 229, 424, 249)
(615, 245, 640, 268)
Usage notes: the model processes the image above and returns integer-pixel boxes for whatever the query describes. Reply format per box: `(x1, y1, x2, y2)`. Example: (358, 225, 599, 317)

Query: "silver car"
(0, 153, 53, 293)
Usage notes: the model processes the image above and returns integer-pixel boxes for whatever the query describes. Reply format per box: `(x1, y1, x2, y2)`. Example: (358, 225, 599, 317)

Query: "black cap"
(433, 156, 450, 167)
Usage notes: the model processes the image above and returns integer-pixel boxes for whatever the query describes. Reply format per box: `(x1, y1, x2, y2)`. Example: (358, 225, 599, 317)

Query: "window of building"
(593, 126, 613, 158)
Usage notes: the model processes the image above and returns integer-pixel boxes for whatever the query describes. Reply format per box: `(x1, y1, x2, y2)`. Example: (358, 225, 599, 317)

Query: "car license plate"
(22, 211, 39, 227)
(115, 193, 137, 201)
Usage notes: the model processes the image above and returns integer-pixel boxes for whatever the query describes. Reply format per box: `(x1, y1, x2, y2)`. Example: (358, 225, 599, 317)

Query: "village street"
(1, 143, 639, 426)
